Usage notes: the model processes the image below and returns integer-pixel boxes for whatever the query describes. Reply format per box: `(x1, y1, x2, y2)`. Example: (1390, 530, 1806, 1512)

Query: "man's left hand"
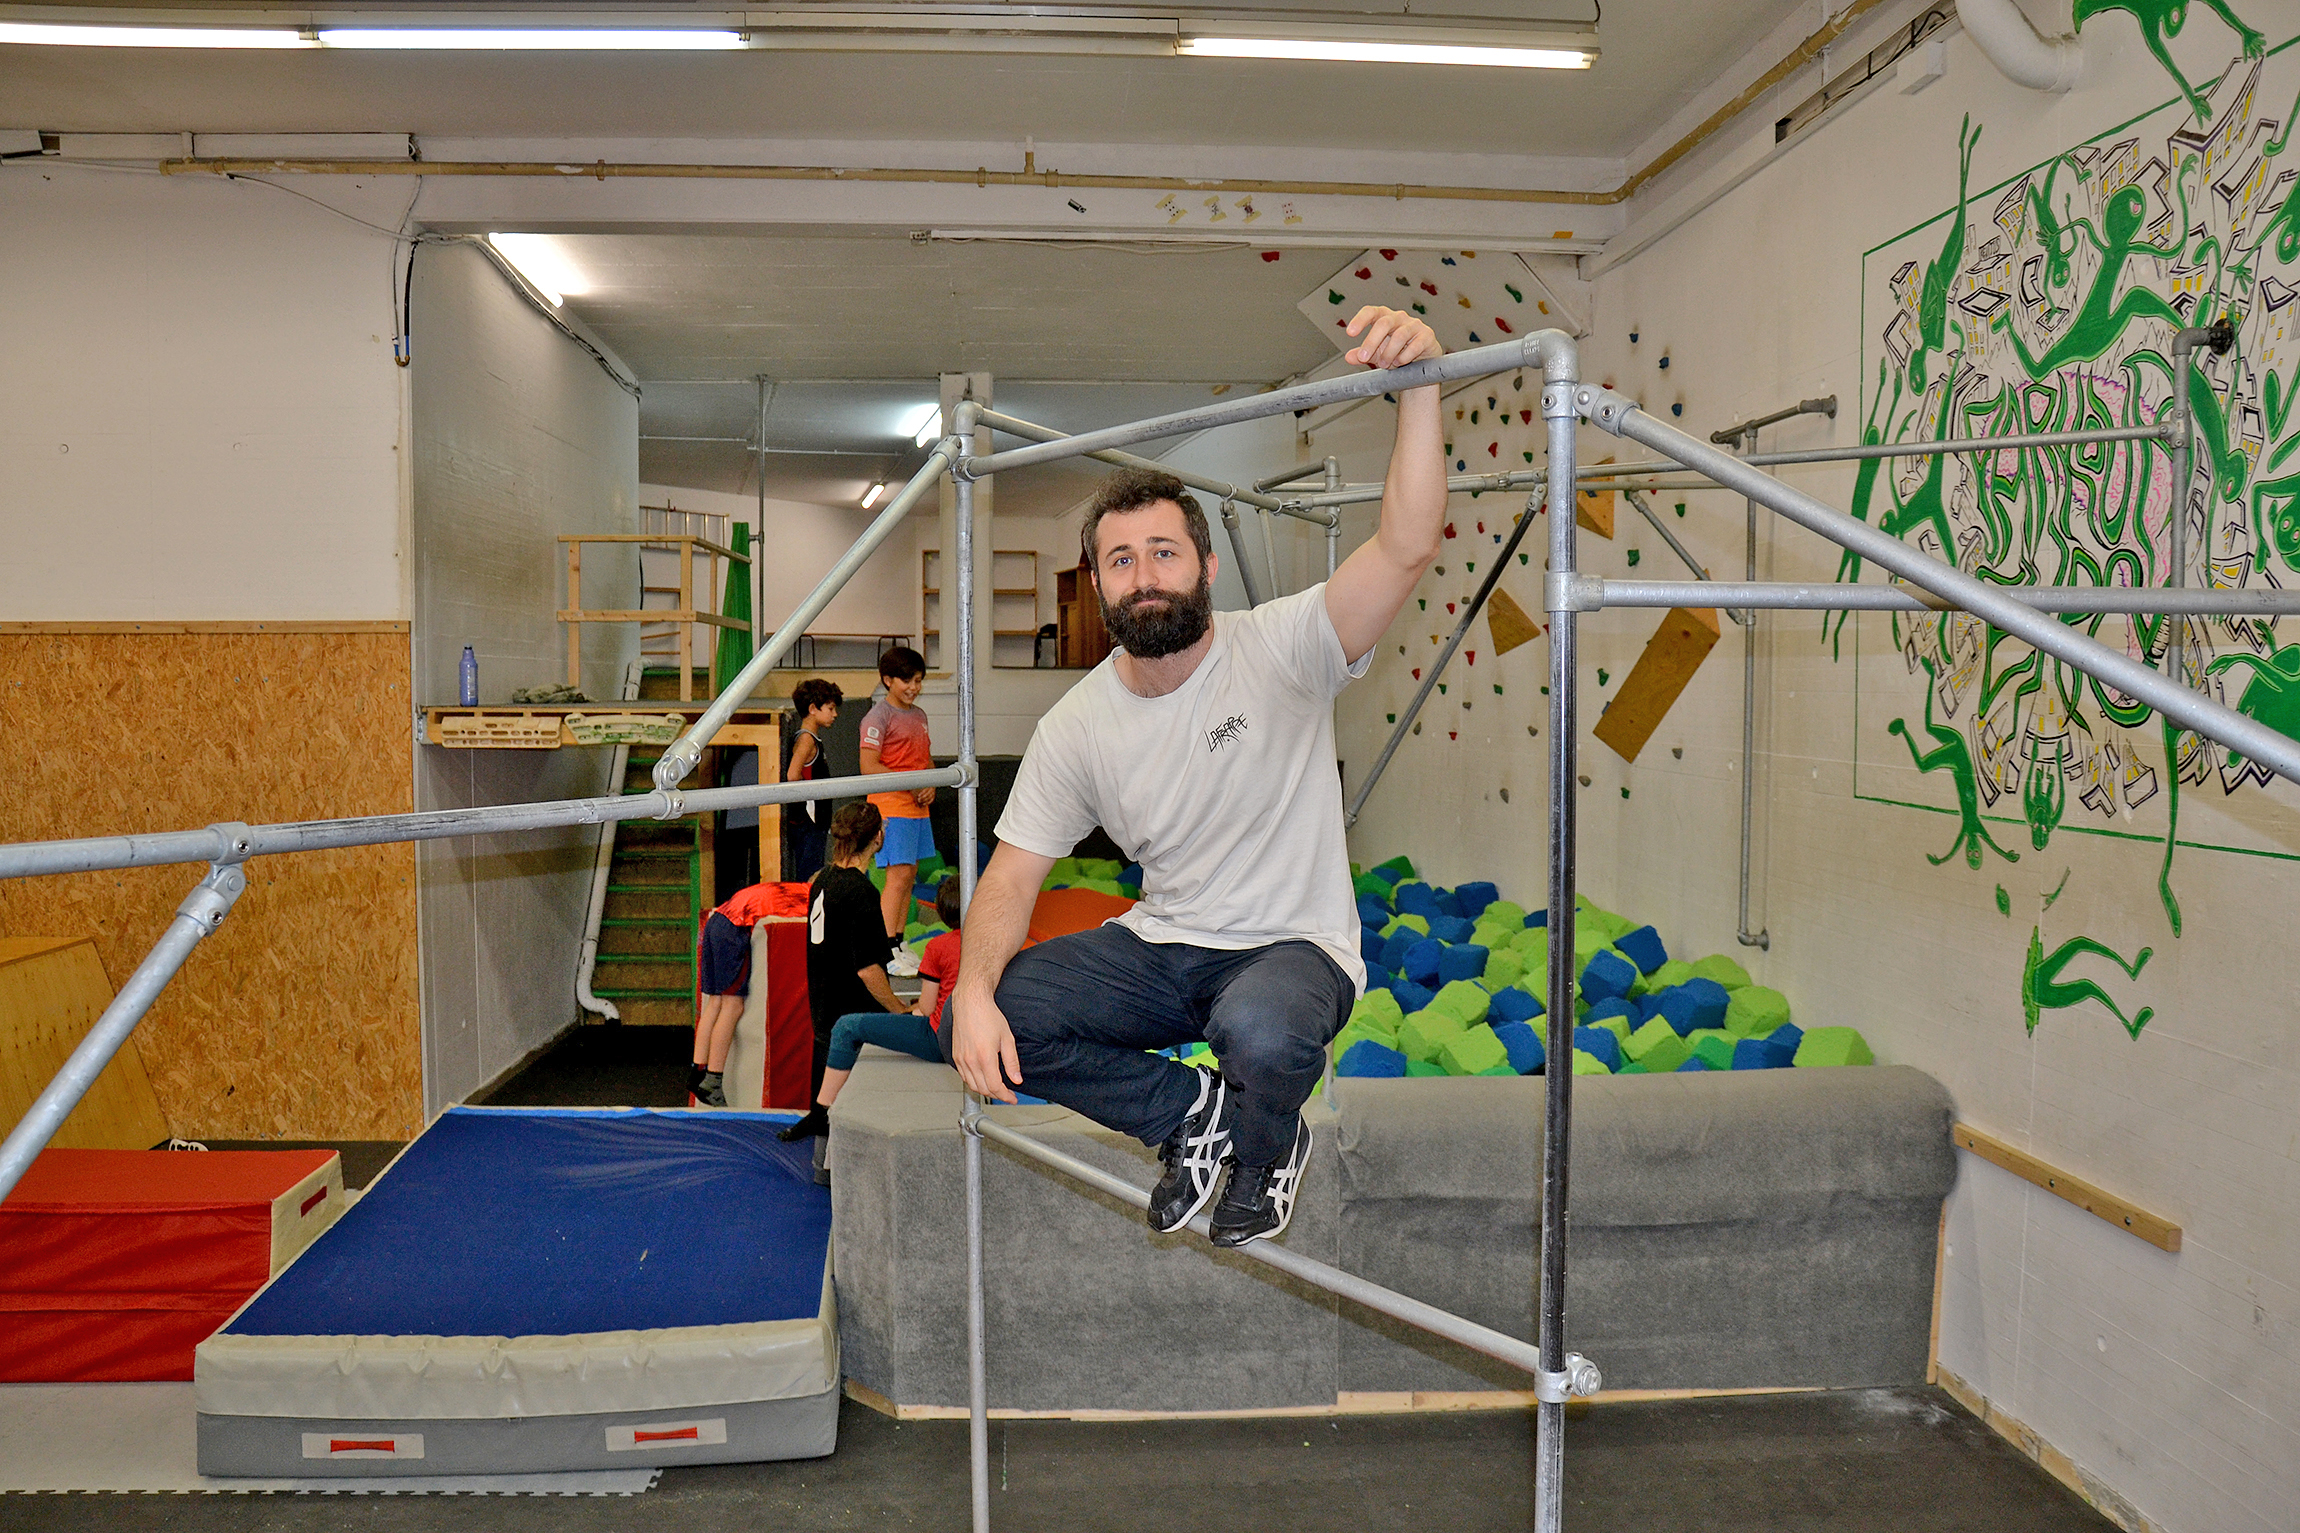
(1343, 306, 1443, 373)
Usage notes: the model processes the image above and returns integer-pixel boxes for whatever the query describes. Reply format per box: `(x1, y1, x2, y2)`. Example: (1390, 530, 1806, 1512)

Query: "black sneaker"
(696, 1071, 729, 1108)
(687, 1062, 708, 1100)
(1209, 1117, 1312, 1248)
(778, 1106, 829, 1141)
(1147, 1066, 1233, 1233)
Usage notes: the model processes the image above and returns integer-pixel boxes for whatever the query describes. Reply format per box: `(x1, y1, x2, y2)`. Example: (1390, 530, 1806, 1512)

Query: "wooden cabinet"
(1055, 559, 1113, 669)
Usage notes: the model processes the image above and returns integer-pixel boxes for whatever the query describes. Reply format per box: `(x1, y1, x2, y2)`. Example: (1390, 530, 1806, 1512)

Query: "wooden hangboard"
(0, 631, 422, 1141)
(0, 936, 170, 1150)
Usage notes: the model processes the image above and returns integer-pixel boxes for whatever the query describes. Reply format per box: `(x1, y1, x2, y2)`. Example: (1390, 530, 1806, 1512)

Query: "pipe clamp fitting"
(1547, 574, 1603, 614)
(651, 747, 697, 791)
(1540, 383, 1577, 421)
(1533, 1353, 1603, 1404)
(178, 863, 248, 932)
(1584, 389, 1637, 435)
(206, 821, 254, 865)
(654, 790, 686, 821)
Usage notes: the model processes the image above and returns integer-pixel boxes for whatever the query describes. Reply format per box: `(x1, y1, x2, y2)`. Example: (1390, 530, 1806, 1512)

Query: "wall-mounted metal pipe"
(1960, 0, 2083, 92)
(1580, 579, 2300, 616)
(2166, 323, 2237, 686)
(1708, 396, 1836, 444)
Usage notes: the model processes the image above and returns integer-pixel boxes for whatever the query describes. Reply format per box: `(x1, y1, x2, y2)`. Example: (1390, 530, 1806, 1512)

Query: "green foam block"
(1483, 948, 1525, 990)
(1692, 1035, 1737, 1070)
(1429, 980, 1492, 1027)
(1571, 924, 1611, 963)
(1405, 1059, 1447, 1076)
(1397, 1008, 1469, 1063)
(1373, 855, 1418, 881)
(1623, 1019, 1690, 1074)
(1618, 1061, 1649, 1074)
(1793, 1026, 1874, 1067)
(1381, 912, 1430, 939)
(1353, 871, 1395, 902)
(1690, 954, 1752, 990)
(1589, 1015, 1632, 1046)
(1440, 1024, 1510, 1076)
(1351, 989, 1406, 1034)
(1571, 1048, 1613, 1075)
(1649, 959, 1696, 990)
(1331, 1018, 1396, 1060)
(1685, 1028, 1733, 1052)
(1510, 928, 1550, 961)
(1725, 985, 1790, 1037)
(1578, 907, 1635, 944)
(1475, 1064, 1520, 1077)
(1471, 920, 1518, 952)
(1481, 901, 1527, 928)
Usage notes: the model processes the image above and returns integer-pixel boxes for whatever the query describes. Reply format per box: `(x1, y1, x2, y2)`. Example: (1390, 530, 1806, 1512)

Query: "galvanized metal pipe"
(971, 336, 1573, 476)
(1736, 429, 1768, 952)
(1534, 366, 1583, 1533)
(653, 439, 960, 790)
(971, 408, 1322, 523)
(1343, 495, 1543, 826)
(1218, 499, 1268, 608)
(1584, 391, 2300, 785)
(968, 1117, 1547, 1377)
(1620, 487, 1739, 624)
(0, 767, 962, 883)
(0, 862, 246, 1204)
(1581, 579, 2300, 615)
(952, 410, 992, 1533)
(2165, 325, 2234, 685)
(1708, 396, 1838, 444)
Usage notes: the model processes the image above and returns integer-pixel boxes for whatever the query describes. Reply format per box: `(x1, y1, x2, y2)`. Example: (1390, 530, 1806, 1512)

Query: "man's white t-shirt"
(996, 584, 1372, 992)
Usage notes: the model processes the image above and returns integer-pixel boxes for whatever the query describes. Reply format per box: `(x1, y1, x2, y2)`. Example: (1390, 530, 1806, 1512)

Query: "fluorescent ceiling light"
(318, 29, 743, 51)
(487, 234, 591, 307)
(0, 22, 311, 48)
(908, 405, 944, 447)
(1179, 36, 1591, 68)
(861, 482, 886, 509)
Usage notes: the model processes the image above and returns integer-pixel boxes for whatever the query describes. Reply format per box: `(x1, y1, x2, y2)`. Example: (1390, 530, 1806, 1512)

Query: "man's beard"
(1102, 573, 1214, 660)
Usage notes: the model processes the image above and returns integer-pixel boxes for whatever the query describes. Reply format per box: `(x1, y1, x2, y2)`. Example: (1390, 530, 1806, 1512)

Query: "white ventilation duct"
(1957, 0, 2082, 92)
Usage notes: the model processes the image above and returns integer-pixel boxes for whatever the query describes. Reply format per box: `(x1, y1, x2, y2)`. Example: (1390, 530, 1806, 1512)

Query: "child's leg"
(703, 992, 742, 1072)
(880, 860, 916, 939)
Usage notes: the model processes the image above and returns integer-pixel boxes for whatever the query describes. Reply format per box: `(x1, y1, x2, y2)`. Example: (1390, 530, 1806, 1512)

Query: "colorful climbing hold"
(1674, 502, 1686, 518)
(1626, 549, 1641, 567)
(1469, 332, 1482, 342)
(1421, 281, 1439, 295)
(1379, 248, 1398, 260)
(1671, 403, 1683, 416)
(1328, 290, 1345, 304)
(1658, 355, 1670, 369)
(1355, 267, 1372, 280)
(1597, 669, 1610, 685)
(1413, 303, 1427, 315)
(1505, 283, 1523, 303)
(1496, 317, 1514, 334)
(1260, 250, 1281, 262)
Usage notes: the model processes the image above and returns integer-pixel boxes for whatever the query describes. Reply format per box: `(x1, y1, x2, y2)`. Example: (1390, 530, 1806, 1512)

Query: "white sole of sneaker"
(1217, 1121, 1313, 1247)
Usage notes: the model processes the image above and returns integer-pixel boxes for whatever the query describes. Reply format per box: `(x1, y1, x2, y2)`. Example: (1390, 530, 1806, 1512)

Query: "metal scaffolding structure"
(0, 319, 2288, 1533)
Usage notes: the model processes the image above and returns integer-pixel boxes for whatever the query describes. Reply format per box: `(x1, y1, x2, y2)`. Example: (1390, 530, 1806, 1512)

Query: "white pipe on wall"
(1957, 0, 2082, 92)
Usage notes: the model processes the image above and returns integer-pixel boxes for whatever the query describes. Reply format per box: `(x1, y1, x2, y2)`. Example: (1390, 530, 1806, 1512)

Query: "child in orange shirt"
(859, 646, 937, 973)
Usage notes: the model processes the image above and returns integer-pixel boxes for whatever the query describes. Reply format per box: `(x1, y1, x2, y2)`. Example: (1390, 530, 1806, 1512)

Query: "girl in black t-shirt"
(781, 802, 898, 1142)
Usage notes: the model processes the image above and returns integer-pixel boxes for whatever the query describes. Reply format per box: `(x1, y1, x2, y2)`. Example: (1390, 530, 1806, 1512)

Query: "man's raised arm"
(1324, 306, 1449, 664)
(949, 840, 1056, 1102)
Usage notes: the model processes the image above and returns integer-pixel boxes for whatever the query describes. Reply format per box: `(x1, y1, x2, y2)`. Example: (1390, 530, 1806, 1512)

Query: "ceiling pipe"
(1957, 0, 2082, 92)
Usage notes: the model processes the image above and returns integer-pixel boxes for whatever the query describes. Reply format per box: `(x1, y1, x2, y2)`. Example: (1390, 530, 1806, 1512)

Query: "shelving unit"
(924, 549, 1046, 668)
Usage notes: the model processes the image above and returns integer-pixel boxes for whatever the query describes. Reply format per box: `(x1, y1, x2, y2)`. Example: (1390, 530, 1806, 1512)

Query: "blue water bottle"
(459, 645, 478, 706)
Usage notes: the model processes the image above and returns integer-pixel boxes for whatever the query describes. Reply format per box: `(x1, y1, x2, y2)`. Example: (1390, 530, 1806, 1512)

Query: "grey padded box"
(830, 1051, 1954, 1412)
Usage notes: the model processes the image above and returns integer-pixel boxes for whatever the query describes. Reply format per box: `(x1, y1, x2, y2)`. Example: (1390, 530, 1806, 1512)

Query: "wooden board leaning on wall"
(0, 629, 422, 1142)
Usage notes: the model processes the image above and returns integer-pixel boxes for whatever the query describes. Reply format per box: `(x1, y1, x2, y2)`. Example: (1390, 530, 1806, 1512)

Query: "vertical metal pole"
(0, 859, 247, 1204)
(1324, 456, 1342, 579)
(2168, 353, 2193, 687)
(953, 409, 991, 1533)
(755, 378, 769, 656)
(1260, 503, 1284, 598)
(1218, 500, 1266, 608)
(1535, 379, 1580, 1533)
(1736, 428, 1769, 950)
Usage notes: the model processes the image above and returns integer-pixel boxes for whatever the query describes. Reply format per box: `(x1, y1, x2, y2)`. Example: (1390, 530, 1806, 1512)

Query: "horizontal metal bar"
(1709, 396, 1837, 444)
(970, 334, 1571, 476)
(1590, 580, 2300, 615)
(971, 409, 1325, 524)
(1591, 395, 2300, 784)
(0, 767, 962, 883)
(970, 1116, 1544, 1379)
(1252, 461, 1332, 493)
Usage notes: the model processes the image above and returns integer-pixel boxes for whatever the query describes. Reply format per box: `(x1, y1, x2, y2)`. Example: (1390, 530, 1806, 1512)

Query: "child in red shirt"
(692, 881, 781, 1106)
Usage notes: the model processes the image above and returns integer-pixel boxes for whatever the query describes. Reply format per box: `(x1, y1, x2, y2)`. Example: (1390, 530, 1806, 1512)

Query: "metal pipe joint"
(1533, 1354, 1604, 1404)
(179, 860, 249, 932)
(1547, 573, 1603, 614)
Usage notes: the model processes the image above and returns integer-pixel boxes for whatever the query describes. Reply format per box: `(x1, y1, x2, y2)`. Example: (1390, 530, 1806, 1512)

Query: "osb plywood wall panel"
(0, 936, 170, 1149)
(0, 632, 420, 1140)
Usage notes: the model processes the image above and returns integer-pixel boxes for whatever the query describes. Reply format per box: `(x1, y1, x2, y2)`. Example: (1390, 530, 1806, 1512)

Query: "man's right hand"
(951, 986, 1023, 1104)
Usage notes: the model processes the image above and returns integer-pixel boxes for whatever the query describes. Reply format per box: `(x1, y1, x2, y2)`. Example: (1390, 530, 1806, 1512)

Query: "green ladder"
(590, 743, 705, 1024)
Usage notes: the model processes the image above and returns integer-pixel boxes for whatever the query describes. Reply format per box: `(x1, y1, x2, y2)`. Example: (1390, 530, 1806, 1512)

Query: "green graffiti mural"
(1855, 36, 2300, 966)
(2076, 1, 2268, 124)
(2022, 927, 2156, 1037)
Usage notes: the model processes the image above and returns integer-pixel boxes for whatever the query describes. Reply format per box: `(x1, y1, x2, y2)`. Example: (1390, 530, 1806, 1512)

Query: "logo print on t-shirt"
(1207, 713, 1249, 752)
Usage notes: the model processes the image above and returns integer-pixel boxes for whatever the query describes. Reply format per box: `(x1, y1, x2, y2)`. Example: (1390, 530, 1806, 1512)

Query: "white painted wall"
(412, 239, 639, 1114)
(0, 163, 408, 620)
(1328, 13, 2300, 1533)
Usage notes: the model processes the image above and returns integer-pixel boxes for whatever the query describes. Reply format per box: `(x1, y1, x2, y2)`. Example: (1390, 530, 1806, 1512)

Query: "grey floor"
(7, 1386, 2112, 1530)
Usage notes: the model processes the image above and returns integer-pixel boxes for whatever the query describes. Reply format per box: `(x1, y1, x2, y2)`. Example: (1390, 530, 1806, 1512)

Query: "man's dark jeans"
(991, 924, 1353, 1167)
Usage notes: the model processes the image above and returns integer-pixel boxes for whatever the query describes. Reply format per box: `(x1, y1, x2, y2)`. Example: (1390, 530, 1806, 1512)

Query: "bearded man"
(949, 306, 1446, 1246)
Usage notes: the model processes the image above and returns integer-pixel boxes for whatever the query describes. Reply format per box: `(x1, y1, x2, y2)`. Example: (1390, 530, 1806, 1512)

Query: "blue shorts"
(875, 815, 937, 869)
(697, 911, 752, 996)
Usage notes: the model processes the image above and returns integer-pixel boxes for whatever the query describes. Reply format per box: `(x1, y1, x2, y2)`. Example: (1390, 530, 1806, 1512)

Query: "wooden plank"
(1591, 606, 1723, 763)
(1927, 1204, 1948, 1385)
(557, 532, 750, 563)
(0, 621, 409, 635)
(1952, 1121, 2181, 1252)
(0, 936, 171, 1149)
(566, 541, 583, 689)
(1575, 457, 1617, 538)
(1486, 586, 1542, 657)
(850, 1382, 1816, 1423)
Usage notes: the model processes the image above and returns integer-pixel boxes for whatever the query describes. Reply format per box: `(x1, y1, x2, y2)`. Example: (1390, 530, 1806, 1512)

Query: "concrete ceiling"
(0, 2, 1802, 159)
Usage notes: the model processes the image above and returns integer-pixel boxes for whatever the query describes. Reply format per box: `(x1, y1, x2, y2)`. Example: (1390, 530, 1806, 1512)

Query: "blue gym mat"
(225, 1107, 831, 1339)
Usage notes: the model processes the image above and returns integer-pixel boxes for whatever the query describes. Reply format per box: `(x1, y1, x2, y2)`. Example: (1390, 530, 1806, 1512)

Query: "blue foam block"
(1394, 882, 1443, 920)
(1584, 997, 1634, 1026)
(1525, 909, 1548, 928)
(1732, 1036, 1785, 1070)
(1653, 987, 1703, 1036)
(1402, 938, 1443, 986)
(1571, 1026, 1622, 1071)
(1121, 862, 1144, 890)
(1455, 881, 1500, 919)
(1380, 930, 1420, 973)
(1427, 915, 1476, 945)
(1763, 1022, 1804, 1067)
(1389, 978, 1435, 1015)
(1581, 949, 1639, 1004)
(1360, 925, 1387, 963)
(1676, 1056, 1715, 1072)
(1338, 1039, 1410, 1078)
(1615, 924, 1668, 976)
(1371, 863, 1406, 885)
(1488, 986, 1544, 1024)
(1493, 1019, 1545, 1073)
(1676, 977, 1730, 1030)
(1357, 894, 1394, 928)
(1435, 943, 1489, 984)
(1434, 889, 1465, 919)
(1364, 965, 1396, 994)
(1634, 992, 1669, 1023)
